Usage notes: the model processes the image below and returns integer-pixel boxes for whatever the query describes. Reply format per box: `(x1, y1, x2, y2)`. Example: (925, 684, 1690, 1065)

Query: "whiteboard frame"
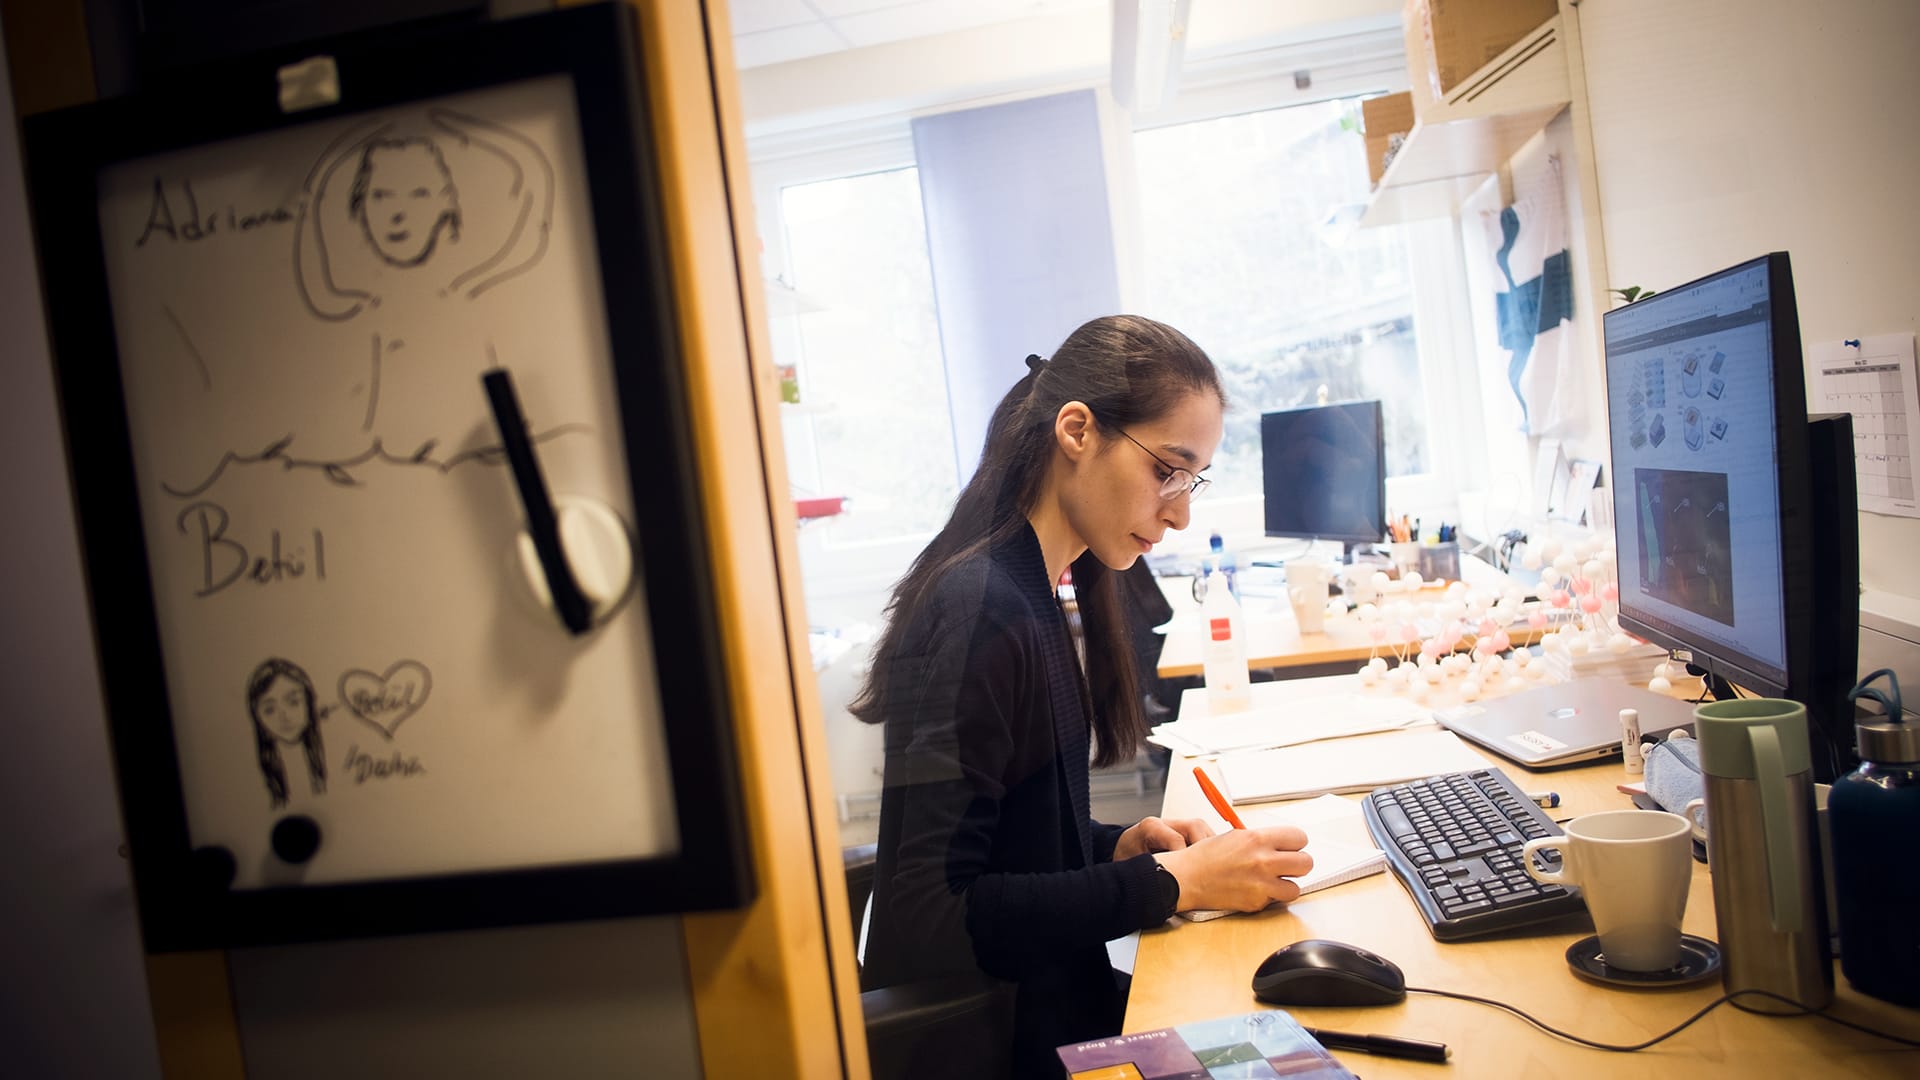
(23, 4, 754, 949)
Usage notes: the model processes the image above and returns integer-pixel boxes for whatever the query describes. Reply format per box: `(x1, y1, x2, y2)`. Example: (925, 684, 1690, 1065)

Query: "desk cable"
(1404, 986, 1920, 1052)
(1666, 648, 1743, 704)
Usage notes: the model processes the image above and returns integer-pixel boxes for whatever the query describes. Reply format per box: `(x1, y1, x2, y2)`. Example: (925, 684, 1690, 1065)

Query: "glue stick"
(1620, 708, 1644, 774)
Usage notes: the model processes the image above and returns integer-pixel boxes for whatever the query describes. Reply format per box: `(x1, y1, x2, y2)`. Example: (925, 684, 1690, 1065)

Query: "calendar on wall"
(1812, 334, 1920, 518)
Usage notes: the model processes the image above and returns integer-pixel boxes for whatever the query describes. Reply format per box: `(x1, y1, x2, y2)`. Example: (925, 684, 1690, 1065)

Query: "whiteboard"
(27, 5, 749, 945)
(94, 73, 679, 888)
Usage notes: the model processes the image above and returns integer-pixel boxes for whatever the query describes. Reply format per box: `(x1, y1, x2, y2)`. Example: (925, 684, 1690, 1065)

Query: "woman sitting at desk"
(853, 315, 1311, 1077)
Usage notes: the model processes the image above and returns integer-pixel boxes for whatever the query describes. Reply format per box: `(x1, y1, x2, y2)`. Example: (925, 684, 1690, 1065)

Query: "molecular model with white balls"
(1333, 528, 1681, 706)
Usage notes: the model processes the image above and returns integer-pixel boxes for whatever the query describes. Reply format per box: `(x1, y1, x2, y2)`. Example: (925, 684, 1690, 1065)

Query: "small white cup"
(1523, 809, 1694, 971)
(1388, 540, 1420, 578)
(1342, 564, 1379, 605)
(1287, 560, 1332, 634)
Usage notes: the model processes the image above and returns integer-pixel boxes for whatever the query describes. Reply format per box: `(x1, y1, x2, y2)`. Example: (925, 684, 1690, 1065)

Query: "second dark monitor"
(1260, 400, 1386, 559)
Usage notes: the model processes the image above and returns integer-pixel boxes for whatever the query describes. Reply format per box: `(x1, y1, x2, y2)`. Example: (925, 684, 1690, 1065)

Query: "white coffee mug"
(1286, 560, 1332, 634)
(1682, 796, 1708, 842)
(1522, 809, 1694, 971)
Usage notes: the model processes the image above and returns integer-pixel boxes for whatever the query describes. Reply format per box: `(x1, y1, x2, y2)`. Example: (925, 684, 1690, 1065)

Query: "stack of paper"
(1147, 692, 1434, 757)
(1178, 794, 1387, 922)
(1217, 729, 1490, 804)
(1540, 638, 1669, 684)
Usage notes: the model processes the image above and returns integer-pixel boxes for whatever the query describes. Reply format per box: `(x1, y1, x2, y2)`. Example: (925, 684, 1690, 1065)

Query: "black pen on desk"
(1303, 1028, 1450, 1063)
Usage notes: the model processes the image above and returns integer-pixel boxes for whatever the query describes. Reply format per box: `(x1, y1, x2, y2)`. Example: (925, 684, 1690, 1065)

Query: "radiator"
(1859, 588, 1920, 722)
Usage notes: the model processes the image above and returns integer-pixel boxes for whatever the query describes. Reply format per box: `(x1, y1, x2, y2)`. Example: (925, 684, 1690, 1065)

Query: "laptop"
(1432, 677, 1696, 768)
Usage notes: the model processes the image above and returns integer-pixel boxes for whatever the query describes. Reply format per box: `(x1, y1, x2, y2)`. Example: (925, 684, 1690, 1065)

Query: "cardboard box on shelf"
(1364, 134, 1399, 186)
(1361, 90, 1414, 185)
(1401, 2, 1436, 115)
(1409, 0, 1557, 102)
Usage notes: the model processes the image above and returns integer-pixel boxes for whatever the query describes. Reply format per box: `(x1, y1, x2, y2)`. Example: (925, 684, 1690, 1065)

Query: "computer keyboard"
(1361, 766, 1583, 941)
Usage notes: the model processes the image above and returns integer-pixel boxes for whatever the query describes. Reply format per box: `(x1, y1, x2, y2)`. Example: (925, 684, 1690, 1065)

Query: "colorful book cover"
(1056, 1010, 1357, 1079)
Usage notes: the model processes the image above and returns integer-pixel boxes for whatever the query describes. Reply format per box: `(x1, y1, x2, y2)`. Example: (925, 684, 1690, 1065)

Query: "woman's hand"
(1154, 826, 1313, 913)
(1115, 816, 1213, 860)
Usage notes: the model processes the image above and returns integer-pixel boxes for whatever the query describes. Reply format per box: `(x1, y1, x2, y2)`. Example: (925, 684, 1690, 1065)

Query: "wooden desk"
(1154, 605, 1386, 679)
(1127, 676, 1920, 1077)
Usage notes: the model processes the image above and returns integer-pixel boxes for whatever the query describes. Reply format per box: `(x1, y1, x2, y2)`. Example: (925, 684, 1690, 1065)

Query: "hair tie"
(1024, 353, 1047, 374)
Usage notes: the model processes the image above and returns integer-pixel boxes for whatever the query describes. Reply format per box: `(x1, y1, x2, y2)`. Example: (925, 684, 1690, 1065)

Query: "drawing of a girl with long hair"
(248, 658, 326, 808)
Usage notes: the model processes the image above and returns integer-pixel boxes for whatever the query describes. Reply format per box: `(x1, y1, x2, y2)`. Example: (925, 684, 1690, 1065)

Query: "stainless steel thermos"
(1694, 698, 1833, 1012)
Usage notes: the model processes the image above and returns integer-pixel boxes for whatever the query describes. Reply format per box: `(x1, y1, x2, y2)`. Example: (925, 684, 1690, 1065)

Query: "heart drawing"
(338, 661, 433, 739)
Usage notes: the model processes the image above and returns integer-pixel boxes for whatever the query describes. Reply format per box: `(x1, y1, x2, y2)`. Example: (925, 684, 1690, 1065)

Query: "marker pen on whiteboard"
(1620, 708, 1644, 774)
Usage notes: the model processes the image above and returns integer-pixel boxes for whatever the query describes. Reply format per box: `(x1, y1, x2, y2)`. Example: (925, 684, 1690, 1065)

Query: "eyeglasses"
(1114, 428, 1210, 501)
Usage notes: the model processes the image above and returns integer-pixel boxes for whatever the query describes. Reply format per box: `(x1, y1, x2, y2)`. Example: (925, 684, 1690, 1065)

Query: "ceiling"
(729, 0, 1109, 69)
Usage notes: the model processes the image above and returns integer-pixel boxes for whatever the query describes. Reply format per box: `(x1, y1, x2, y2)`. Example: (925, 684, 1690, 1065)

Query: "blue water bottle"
(1828, 669, 1920, 1006)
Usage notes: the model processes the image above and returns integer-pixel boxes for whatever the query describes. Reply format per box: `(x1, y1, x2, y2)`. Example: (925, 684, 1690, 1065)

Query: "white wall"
(1578, 0, 1920, 600)
(0, 17, 164, 1077)
(228, 918, 701, 1079)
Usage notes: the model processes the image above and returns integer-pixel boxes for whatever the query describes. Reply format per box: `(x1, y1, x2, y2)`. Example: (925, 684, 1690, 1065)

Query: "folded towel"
(1643, 732, 1705, 824)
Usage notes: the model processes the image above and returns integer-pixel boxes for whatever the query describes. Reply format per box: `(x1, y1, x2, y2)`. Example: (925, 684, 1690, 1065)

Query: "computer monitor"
(1602, 252, 1859, 781)
(1260, 400, 1387, 560)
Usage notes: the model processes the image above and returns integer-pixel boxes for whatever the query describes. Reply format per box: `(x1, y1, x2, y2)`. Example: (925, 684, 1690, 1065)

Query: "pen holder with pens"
(1417, 542, 1460, 583)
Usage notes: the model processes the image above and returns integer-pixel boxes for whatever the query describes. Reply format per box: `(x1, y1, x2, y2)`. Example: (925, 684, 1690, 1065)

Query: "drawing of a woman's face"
(253, 675, 312, 743)
(354, 141, 459, 267)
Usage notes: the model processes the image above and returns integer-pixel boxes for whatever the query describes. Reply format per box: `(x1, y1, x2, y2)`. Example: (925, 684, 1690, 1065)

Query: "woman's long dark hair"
(851, 315, 1223, 766)
(248, 657, 326, 808)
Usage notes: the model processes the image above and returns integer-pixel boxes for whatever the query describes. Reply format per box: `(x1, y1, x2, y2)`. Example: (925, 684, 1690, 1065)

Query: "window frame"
(751, 123, 956, 599)
(749, 26, 1499, 588)
(1113, 74, 1480, 556)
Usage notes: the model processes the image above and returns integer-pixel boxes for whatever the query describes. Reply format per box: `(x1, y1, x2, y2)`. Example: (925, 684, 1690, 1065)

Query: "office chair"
(843, 844, 1017, 1080)
(1117, 557, 1194, 775)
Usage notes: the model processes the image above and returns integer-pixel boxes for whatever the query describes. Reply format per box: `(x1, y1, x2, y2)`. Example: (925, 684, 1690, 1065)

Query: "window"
(1132, 99, 1431, 503)
(777, 167, 954, 546)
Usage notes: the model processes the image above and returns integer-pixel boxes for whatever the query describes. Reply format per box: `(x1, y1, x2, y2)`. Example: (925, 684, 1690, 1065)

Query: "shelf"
(1361, 16, 1571, 228)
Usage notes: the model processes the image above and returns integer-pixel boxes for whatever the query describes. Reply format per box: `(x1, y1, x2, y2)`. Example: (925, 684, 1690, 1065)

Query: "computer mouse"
(1250, 939, 1407, 1006)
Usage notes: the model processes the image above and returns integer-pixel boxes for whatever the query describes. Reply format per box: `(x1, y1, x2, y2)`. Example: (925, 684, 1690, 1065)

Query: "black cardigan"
(863, 522, 1174, 1077)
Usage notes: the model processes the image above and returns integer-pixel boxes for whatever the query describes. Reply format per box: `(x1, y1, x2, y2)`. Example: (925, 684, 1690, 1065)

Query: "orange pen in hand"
(1193, 765, 1246, 830)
